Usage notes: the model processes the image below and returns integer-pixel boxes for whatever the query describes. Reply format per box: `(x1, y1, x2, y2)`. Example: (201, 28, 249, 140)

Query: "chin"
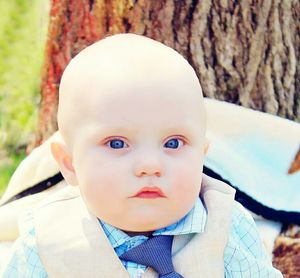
(133, 220, 162, 232)
(118, 216, 165, 232)
(130, 214, 182, 232)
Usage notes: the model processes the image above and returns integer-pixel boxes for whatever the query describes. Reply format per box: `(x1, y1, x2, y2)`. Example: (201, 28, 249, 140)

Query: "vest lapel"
(35, 186, 130, 278)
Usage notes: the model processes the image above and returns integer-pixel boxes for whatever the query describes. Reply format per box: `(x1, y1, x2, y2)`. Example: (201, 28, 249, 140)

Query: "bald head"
(58, 33, 205, 148)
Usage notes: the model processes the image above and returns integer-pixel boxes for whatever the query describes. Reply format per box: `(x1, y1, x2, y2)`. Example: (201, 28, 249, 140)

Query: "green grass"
(0, 0, 49, 196)
(0, 149, 26, 196)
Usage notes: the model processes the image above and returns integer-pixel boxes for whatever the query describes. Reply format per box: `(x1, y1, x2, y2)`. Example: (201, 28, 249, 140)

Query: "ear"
(50, 142, 79, 186)
(204, 138, 210, 155)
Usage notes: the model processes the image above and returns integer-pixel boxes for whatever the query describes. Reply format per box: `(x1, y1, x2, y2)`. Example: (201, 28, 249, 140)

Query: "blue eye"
(107, 139, 128, 149)
(164, 138, 183, 149)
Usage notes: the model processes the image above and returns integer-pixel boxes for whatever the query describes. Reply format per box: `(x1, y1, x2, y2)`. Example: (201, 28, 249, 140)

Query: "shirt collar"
(99, 197, 207, 249)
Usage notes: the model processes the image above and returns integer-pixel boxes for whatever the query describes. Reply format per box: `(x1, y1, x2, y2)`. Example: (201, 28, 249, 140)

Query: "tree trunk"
(35, 0, 299, 147)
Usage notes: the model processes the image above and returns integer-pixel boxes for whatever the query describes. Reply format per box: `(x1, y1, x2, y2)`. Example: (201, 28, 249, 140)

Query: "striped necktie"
(120, 235, 184, 278)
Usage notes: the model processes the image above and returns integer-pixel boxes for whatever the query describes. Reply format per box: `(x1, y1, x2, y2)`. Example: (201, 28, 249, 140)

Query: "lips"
(131, 186, 166, 199)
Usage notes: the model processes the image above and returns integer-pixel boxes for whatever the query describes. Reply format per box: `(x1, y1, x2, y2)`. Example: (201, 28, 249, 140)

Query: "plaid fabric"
(1, 199, 282, 278)
(1, 228, 46, 278)
(224, 203, 280, 277)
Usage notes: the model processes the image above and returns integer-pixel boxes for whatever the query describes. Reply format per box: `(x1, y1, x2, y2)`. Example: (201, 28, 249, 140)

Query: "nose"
(133, 153, 163, 177)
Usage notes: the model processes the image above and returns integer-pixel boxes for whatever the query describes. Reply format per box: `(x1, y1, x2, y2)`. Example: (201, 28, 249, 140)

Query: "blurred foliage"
(0, 149, 26, 196)
(0, 0, 49, 195)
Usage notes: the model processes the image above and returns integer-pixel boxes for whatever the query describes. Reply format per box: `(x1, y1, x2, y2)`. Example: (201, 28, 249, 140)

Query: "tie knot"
(120, 235, 183, 277)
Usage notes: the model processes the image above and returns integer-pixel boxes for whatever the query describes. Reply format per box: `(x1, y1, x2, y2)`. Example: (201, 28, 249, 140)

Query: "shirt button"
(134, 268, 145, 278)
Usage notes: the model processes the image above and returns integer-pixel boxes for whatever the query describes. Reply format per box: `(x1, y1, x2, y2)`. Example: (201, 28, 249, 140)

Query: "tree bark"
(35, 0, 299, 147)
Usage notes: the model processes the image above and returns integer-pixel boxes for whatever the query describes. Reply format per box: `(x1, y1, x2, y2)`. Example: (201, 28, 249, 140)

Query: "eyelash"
(164, 138, 185, 149)
(105, 138, 129, 149)
(104, 137, 186, 150)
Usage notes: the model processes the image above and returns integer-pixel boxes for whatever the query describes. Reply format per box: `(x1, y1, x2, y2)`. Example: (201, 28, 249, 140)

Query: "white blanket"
(204, 99, 300, 212)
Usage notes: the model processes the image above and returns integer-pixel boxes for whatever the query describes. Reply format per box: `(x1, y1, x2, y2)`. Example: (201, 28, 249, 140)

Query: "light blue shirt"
(1, 198, 283, 277)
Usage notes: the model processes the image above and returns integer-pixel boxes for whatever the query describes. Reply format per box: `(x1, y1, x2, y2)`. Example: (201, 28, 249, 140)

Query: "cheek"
(169, 153, 203, 198)
(76, 148, 120, 180)
(81, 167, 121, 196)
(173, 166, 201, 192)
(78, 165, 126, 218)
(75, 153, 129, 203)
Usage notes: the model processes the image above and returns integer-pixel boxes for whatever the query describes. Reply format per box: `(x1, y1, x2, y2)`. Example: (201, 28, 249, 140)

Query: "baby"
(1, 34, 282, 277)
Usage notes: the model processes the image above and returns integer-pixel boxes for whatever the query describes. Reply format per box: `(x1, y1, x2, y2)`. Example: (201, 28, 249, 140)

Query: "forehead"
(79, 81, 205, 136)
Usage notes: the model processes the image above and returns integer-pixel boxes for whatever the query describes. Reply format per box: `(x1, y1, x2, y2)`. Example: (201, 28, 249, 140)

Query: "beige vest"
(34, 185, 235, 278)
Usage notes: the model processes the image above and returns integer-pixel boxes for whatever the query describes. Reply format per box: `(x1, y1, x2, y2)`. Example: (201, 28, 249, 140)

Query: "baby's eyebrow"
(162, 125, 195, 134)
(97, 126, 138, 135)
(96, 125, 196, 137)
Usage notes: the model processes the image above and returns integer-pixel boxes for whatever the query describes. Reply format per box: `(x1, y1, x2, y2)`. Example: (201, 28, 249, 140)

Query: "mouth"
(130, 186, 166, 199)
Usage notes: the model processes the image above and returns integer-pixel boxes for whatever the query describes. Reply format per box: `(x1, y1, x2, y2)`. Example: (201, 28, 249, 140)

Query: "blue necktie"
(119, 235, 183, 278)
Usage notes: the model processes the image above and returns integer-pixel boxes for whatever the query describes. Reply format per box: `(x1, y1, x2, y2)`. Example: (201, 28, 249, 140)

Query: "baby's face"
(57, 34, 206, 232)
(71, 83, 205, 233)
